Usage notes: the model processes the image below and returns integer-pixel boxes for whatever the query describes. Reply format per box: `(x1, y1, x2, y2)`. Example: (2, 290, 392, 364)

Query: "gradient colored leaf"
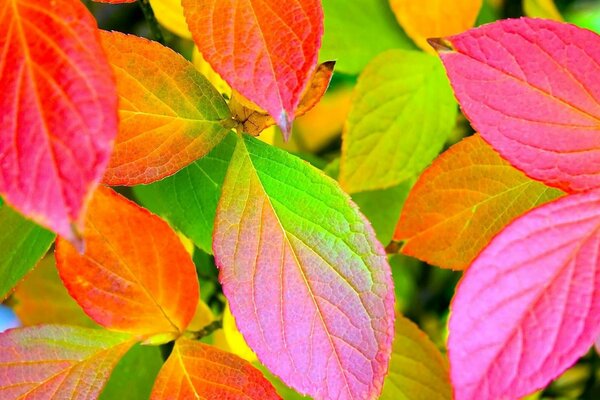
(100, 344, 163, 400)
(320, 0, 415, 75)
(100, 31, 232, 186)
(12, 256, 97, 328)
(150, 338, 280, 399)
(182, 0, 323, 135)
(0, 202, 54, 300)
(433, 18, 600, 193)
(396, 135, 564, 270)
(390, 0, 482, 52)
(55, 186, 199, 337)
(0, 0, 118, 241)
(449, 190, 600, 400)
(214, 135, 395, 400)
(133, 132, 237, 254)
(230, 61, 335, 136)
(381, 314, 451, 400)
(523, 0, 563, 20)
(149, 0, 192, 38)
(0, 325, 133, 399)
(340, 49, 456, 194)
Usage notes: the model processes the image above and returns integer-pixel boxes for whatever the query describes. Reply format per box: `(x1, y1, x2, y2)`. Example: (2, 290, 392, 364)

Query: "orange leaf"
(55, 186, 199, 338)
(395, 135, 563, 270)
(151, 338, 280, 399)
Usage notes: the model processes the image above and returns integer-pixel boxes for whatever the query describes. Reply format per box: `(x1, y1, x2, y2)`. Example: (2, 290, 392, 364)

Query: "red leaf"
(0, 0, 118, 241)
(151, 338, 281, 399)
(434, 18, 600, 193)
(182, 0, 323, 137)
(55, 186, 199, 338)
(449, 190, 600, 399)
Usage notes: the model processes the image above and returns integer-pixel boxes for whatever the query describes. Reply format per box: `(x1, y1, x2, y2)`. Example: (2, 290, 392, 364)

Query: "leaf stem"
(137, 0, 165, 45)
(188, 320, 223, 340)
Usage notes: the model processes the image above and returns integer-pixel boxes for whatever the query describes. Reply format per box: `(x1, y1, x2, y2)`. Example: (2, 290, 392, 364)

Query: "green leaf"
(340, 49, 456, 193)
(99, 344, 163, 400)
(0, 203, 55, 300)
(381, 314, 452, 400)
(320, 0, 415, 75)
(133, 133, 237, 254)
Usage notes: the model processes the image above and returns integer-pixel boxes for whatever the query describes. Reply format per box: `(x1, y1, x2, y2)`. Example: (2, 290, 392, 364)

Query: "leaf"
(0, 203, 54, 300)
(449, 190, 600, 400)
(150, 338, 280, 399)
(433, 18, 600, 193)
(0, 0, 118, 241)
(523, 0, 563, 20)
(230, 61, 335, 136)
(389, 0, 482, 52)
(149, 0, 192, 38)
(192, 47, 231, 96)
(223, 302, 257, 363)
(395, 135, 564, 270)
(0, 325, 133, 399)
(55, 186, 199, 337)
(213, 134, 395, 400)
(133, 132, 237, 254)
(380, 314, 451, 400)
(100, 31, 232, 186)
(100, 344, 163, 400)
(182, 0, 323, 136)
(340, 49, 456, 194)
(320, 0, 415, 75)
(12, 256, 97, 328)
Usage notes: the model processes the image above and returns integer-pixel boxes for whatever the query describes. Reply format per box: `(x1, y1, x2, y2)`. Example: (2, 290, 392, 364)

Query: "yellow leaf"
(523, 0, 563, 21)
(389, 0, 483, 52)
(223, 302, 257, 363)
(149, 0, 192, 38)
(186, 300, 215, 332)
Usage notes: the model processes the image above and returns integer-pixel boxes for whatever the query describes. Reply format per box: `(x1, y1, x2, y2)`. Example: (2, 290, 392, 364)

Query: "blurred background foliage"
(3, 0, 600, 398)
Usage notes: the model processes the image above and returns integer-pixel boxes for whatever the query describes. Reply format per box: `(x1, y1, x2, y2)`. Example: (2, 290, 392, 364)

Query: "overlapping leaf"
(150, 338, 280, 399)
(213, 135, 395, 400)
(149, 0, 192, 38)
(0, 0, 118, 242)
(340, 49, 456, 193)
(56, 186, 199, 338)
(133, 133, 237, 254)
(433, 18, 600, 193)
(449, 190, 600, 400)
(100, 31, 231, 185)
(381, 314, 451, 400)
(0, 326, 133, 399)
(0, 201, 54, 300)
(182, 0, 323, 135)
(390, 0, 482, 52)
(396, 135, 563, 270)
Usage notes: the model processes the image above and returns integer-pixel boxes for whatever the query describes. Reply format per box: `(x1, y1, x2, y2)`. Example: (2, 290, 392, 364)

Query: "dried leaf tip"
(427, 37, 454, 53)
(278, 110, 293, 141)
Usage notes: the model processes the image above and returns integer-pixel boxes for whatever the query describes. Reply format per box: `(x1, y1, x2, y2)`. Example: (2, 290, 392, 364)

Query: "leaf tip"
(427, 37, 455, 53)
(277, 111, 293, 141)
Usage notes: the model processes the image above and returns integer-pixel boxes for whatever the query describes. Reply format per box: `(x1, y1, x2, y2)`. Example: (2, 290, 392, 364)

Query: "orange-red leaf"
(0, 0, 118, 242)
(55, 186, 199, 338)
(100, 31, 232, 185)
(182, 0, 323, 137)
(151, 338, 281, 399)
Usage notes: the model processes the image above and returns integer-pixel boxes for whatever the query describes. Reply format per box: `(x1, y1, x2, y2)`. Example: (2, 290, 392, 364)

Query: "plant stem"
(137, 0, 165, 45)
(189, 320, 223, 340)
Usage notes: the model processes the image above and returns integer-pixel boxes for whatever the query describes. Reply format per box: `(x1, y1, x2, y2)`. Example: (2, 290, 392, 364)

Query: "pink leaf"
(449, 190, 600, 400)
(434, 18, 600, 193)
(0, 0, 118, 242)
(182, 0, 323, 137)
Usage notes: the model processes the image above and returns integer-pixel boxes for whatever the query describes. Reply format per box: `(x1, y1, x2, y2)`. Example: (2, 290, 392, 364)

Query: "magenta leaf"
(449, 190, 600, 399)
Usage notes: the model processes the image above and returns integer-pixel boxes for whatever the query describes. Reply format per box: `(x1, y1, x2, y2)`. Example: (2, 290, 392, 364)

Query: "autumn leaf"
(0, 325, 133, 399)
(390, 0, 482, 52)
(133, 133, 238, 254)
(0, 200, 54, 300)
(340, 49, 456, 194)
(55, 186, 199, 338)
(150, 338, 280, 399)
(449, 190, 600, 399)
(149, 0, 192, 38)
(432, 18, 600, 193)
(381, 314, 451, 400)
(0, 0, 118, 242)
(182, 0, 323, 136)
(395, 135, 564, 270)
(213, 134, 395, 400)
(100, 31, 232, 186)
